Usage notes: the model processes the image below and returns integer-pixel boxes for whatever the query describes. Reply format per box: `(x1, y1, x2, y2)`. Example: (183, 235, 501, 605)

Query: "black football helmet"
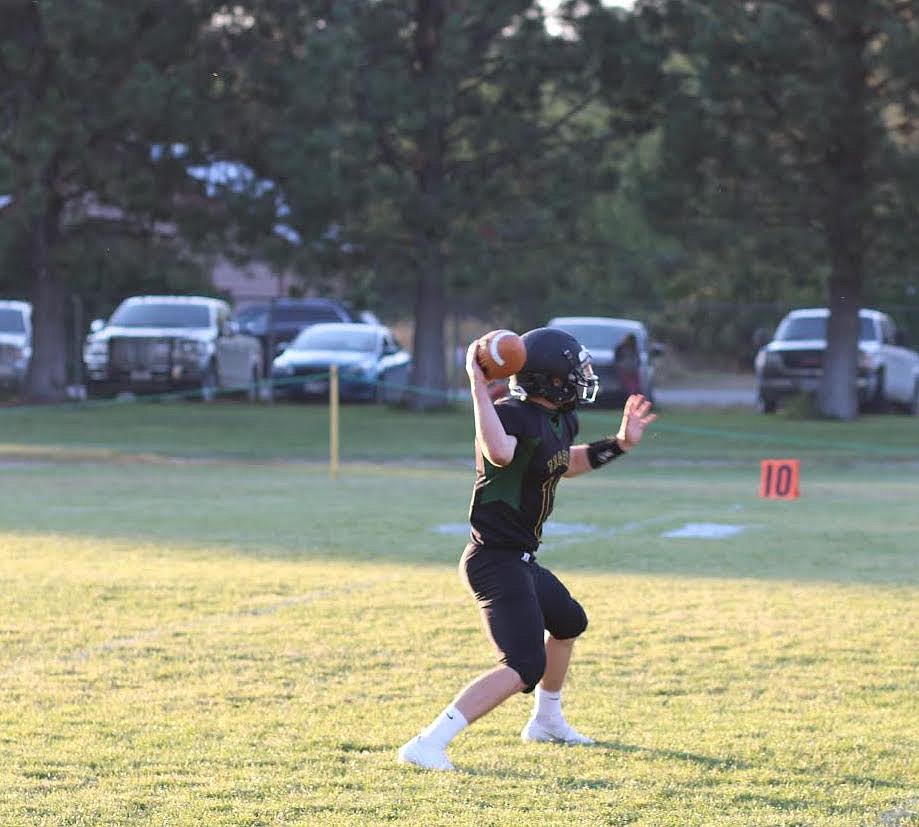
(510, 327, 599, 411)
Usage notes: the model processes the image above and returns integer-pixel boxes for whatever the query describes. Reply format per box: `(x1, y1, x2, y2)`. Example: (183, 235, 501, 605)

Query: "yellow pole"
(329, 364, 340, 479)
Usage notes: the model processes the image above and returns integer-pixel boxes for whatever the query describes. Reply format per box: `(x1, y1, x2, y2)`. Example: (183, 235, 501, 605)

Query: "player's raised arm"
(565, 394, 657, 477)
(466, 341, 517, 467)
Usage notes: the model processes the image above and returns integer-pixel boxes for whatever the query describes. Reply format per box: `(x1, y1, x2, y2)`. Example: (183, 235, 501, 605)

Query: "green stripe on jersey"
(479, 436, 540, 510)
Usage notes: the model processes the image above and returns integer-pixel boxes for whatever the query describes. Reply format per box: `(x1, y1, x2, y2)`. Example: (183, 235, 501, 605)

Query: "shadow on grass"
(1, 458, 918, 586)
(592, 740, 752, 771)
(455, 740, 750, 784)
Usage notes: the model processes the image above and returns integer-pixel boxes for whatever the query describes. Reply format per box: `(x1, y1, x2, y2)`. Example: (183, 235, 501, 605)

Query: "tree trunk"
(407, 241, 449, 410)
(817, 3, 870, 421)
(404, 0, 450, 411)
(821, 274, 861, 420)
(27, 207, 70, 403)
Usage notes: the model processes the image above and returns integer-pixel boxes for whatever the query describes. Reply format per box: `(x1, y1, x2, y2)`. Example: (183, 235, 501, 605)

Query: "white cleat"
(397, 736, 456, 771)
(521, 716, 595, 745)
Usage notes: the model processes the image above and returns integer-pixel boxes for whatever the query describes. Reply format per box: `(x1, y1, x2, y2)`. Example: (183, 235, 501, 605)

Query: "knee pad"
(552, 604, 588, 642)
(506, 648, 546, 694)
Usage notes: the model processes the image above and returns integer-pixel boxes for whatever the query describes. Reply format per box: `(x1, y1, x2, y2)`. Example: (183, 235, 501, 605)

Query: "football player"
(398, 326, 657, 771)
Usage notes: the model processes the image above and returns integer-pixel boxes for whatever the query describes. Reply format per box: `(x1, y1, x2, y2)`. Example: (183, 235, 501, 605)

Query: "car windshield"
(0, 309, 26, 333)
(232, 305, 267, 323)
(552, 323, 638, 350)
(276, 306, 344, 323)
(777, 316, 877, 342)
(110, 303, 211, 328)
(234, 305, 345, 328)
(290, 327, 378, 352)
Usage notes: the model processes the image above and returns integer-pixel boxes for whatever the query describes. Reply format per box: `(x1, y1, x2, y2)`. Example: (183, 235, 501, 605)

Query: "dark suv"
(232, 298, 353, 372)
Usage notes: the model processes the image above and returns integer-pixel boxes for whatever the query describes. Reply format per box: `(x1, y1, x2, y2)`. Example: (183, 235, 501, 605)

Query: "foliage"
(2, 401, 919, 463)
(0, 1, 233, 399)
(4, 1, 918, 408)
(218, 1, 668, 405)
(639, 0, 919, 418)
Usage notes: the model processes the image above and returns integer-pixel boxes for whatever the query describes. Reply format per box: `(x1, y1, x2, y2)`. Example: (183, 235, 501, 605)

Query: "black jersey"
(469, 397, 579, 552)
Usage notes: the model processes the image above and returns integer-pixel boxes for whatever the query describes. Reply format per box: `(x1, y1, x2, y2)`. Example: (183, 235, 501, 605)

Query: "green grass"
(1, 398, 918, 463)
(0, 402, 917, 825)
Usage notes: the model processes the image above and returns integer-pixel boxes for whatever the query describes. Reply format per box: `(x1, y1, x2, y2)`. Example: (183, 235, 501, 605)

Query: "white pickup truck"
(755, 307, 919, 414)
(0, 300, 31, 393)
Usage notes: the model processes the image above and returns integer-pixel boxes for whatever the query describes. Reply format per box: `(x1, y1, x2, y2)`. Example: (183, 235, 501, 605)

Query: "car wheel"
(246, 365, 261, 402)
(870, 368, 889, 413)
(86, 380, 114, 399)
(369, 372, 383, 404)
(906, 380, 919, 416)
(199, 363, 218, 402)
(758, 394, 777, 414)
(380, 367, 406, 405)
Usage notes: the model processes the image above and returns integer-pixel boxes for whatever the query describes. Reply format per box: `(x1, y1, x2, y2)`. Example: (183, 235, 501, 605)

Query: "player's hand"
(616, 394, 657, 450)
(465, 341, 487, 388)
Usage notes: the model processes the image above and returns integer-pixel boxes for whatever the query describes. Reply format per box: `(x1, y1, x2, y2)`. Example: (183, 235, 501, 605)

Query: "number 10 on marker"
(760, 459, 800, 499)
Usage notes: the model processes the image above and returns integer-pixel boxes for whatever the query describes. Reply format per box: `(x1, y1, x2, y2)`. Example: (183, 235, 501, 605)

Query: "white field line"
(540, 512, 692, 551)
(540, 507, 761, 552)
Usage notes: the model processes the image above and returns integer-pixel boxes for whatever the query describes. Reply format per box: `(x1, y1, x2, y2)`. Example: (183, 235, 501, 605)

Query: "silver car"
(270, 322, 411, 403)
(83, 295, 264, 401)
(0, 300, 31, 393)
(547, 316, 660, 405)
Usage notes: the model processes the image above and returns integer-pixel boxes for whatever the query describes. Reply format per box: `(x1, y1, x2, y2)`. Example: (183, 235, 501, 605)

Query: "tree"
(0, 1, 229, 401)
(229, 1, 666, 408)
(643, 0, 919, 418)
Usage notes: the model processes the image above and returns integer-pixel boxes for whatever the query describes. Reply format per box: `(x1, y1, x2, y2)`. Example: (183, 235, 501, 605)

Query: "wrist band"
(587, 437, 625, 469)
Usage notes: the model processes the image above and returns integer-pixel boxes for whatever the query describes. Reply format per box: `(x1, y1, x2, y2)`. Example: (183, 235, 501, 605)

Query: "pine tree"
(0, 1, 229, 400)
(234, 1, 666, 407)
(645, 0, 919, 418)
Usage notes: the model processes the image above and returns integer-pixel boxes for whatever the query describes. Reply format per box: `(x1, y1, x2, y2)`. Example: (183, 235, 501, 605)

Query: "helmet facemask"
(571, 347, 599, 407)
(511, 345, 599, 411)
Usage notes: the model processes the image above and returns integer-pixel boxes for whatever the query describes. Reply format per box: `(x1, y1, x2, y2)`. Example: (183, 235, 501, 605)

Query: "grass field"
(1, 401, 917, 826)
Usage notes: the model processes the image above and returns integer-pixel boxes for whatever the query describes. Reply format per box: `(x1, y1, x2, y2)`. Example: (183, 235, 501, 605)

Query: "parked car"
(270, 322, 411, 403)
(546, 316, 661, 404)
(232, 297, 353, 373)
(0, 300, 31, 393)
(754, 307, 919, 414)
(83, 295, 263, 401)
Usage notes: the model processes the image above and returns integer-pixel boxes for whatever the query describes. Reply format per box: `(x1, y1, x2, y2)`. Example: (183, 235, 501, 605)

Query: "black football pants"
(460, 543, 588, 692)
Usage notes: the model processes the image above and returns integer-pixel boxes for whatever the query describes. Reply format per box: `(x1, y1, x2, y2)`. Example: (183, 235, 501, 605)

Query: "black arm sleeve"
(587, 437, 625, 469)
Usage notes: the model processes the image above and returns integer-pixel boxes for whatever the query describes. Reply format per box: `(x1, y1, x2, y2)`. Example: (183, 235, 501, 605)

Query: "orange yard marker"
(760, 459, 800, 499)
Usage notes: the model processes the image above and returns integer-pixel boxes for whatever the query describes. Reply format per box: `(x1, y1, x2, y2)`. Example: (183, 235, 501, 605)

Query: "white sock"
(534, 686, 562, 720)
(420, 705, 468, 747)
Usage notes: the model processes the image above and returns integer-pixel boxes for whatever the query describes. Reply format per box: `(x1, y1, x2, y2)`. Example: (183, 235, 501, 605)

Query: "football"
(475, 329, 527, 381)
